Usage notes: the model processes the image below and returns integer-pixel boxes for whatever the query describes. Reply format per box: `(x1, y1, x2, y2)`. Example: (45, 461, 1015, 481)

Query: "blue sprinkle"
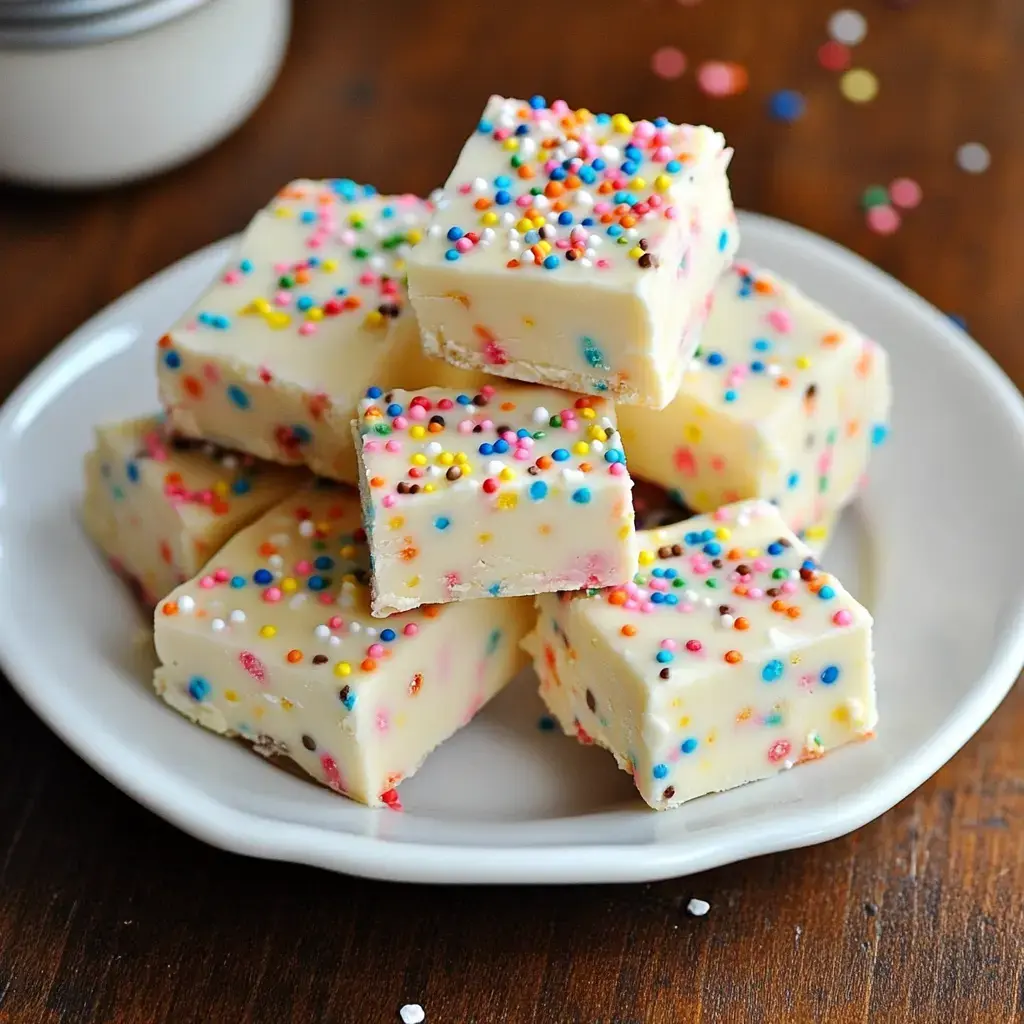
(163, 350, 181, 370)
(620, 160, 639, 176)
(572, 487, 592, 504)
(231, 478, 251, 495)
(653, 763, 669, 780)
(126, 461, 140, 483)
(495, 189, 511, 205)
(753, 338, 772, 352)
(665, 593, 679, 606)
(226, 385, 250, 409)
(493, 438, 510, 454)
(307, 575, 327, 591)
(821, 665, 840, 685)
(230, 576, 246, 588)
(656, 650, 674, 664)
(818, 585, 836, 600)
(300, 210, 317, 224)
(446, 226, 463, 241)
(543, 255, 559, 270)
(666, 159, 681, 173)
(434, 516, 451, 531)
(478, 442, 494, 456)
(768, 89, 806, 123)
(581, 215, 595, 226)
(751, 360, 766, 373)
(651, 592, 665, 604)
(652, 568, 665, 578)
(380, 628, 397, 642)
(706, 351, 725, 367)
(296, 296, 313, 311)
(764, 713, 783, 727)
(386, 403, 403, 416)
(724, 389, 737, 403)
(530, 481, 548, 500)
(253, 568, 273, 585)
(604, 449, 623, 464)
(684, 532, 701, 545)
(188, 676, 211, 702)
(488, 582, 502, 596)
(524, 230, 540, 245)
(871, 424, 889, 446)
(314, 556, 334, 570)
(366, 386, 383, 399)
(579, 168, 596, 184)
(681, 737, 698, 754)
(762, 659, 784, 682)
(718, 229, 730, 252)
(529, 94, 546, 109)
(495, 174, 511, 187)
(664, 569, 677, 579)
(591, 157, 606, 171)
(516, 428, 530, 439)
(342, 690, 357, 711)
(767, 542, 784, 556)
(552, 448, 570, 462)
(625, 145, 642, 161)
(787, 472, 800, 490)
(444, 249, 460, 262)
(549, 167, 567, 181)
(477, 119, 492, 134)
(702, 541, 722, 556)
(654, 116, 669, 128)
(239, 259, 254, 273)
(607, 224, 623, 238)
(515, 124, 529, 136)
(381, 206, 395, 219)
(558, 211, 573, 225)
(456, 394, 472, 405)
(700, 530, 715, 543)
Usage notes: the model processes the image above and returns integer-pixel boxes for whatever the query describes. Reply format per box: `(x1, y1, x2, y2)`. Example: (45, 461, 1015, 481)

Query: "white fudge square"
(154, 484, 531, 808)
(82, 415, 305, 606)
(407, 95, 738, 409)
(157, 179, 483, 485)
(617, 262, 891, 536)
(523, 501, 876, 810)
(352, 383, 637, 616)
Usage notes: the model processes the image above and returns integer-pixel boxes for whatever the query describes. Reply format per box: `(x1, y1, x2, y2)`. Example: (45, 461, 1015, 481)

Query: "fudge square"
(407, 95, 738, 409)
(352, 383, 638, 616)
(617, 262, 891, 537)
(523, 500, 876, 810)
(158, 179, 483, 485)
(83, 415, 305, 607)
(153, 483, 531, 808)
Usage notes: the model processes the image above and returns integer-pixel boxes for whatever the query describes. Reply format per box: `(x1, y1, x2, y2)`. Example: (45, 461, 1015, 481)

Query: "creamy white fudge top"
(159, 179, 429, 400)
(409, 94, 730, 282)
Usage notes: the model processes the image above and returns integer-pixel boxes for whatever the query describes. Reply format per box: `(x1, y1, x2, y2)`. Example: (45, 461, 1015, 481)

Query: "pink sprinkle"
(328, 616, 343, 629)
(318, 593, 333, 605)
(408, 405, 427, 422)
(358, 272, 376, 286)
(392, 416, 408, 430)
(478, 418, 494, 431)
(625, 599, 640, 611)
(685, 639, 702, 652)
(664, 206, 679, 220)
(457, 419, 473, 434)
(661, 639, 678, 650)
(457, 182, 473, 194)
(889, 177, 922, 209)
(640, 601, 655, 614)
(239, 651, 266, 684)
(752, 558, 769, 573)
(455, 237, 473, 253)
(368, 643, 385, 658)
(222, 270, 242, 285)
(514, 449, 531, 461)
(748, 587, 764, 600)
(833, 609, 853, 626)
(274, 291, 292, 306)
(712, 507, 730, 522)
(403, 623, 418, 637)
(298, 323, 317, 337)
(198, 576, 216, 589)
(515, 195, 532, 208)
(867, 204, 901, 235)
(272, 261, 288, 274)
(382, 495, 396, 508)
(385, 440, 400, 453)
(697, 61, 735, 97)
(340, 229, 356, 246)
(767, 308, 794, 333)
(651, 46, 687, 80)
(295, 560, 311, 573)
(481, 385, 496, 397)
(214, 568, 230, 582)
(781, 580, 797, 594)
(633, 120, 656, 139)
(203, 362, 221, 383)
(263, 587, 282, 603)
(609, 462, 626, 476)
(653, 145, 674, 163)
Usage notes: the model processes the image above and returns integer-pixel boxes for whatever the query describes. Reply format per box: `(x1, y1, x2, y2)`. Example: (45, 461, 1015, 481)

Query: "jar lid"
(0, 0, 213, 48)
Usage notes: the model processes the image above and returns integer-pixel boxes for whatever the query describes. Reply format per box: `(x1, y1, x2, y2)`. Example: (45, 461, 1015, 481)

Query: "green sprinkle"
(672, 578, 685, 588)
(353, 247, 370, 259)
(549, 415, 562, 428)
(705, 578, 719, 589)
(861, 185, 890, 210)
(772, 568, 788, 579)
(818, 476, 830, 493)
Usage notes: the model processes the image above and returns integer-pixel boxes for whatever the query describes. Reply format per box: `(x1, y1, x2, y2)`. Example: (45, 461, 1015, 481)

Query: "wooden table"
(1, 2, 1021, 1021)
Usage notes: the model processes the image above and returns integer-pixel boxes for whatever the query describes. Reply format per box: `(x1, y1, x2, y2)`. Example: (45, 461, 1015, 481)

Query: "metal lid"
(0, 0, 214, 48)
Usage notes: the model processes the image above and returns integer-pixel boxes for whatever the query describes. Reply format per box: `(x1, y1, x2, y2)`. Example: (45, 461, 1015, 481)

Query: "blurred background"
(0, 2, 1022, 1022)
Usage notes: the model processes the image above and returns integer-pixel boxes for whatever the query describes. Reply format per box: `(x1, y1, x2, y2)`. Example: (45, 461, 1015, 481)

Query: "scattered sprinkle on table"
(866, 205, 901, 235)
(400, 1005, 425, 1024)
(840, 68, 879, 103)
(956, 142, 991, 174)
(697, 60, 749, 97)
(767, 89, 806, 122)
(687, 898, 711, 917)
(817, 40, 852, 71)
(651, 45, 687, 80)
(860, 185, 890, 210)
(889, 177, 922, 209)
(828, 9, 868, 46)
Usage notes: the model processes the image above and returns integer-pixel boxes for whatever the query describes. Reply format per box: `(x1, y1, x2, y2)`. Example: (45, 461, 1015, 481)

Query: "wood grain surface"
(1, 2, 1022, 1021)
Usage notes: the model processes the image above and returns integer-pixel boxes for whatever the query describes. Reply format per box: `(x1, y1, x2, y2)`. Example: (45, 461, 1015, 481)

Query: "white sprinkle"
(268, 554, 283, 569)
(591, 440, 605, 453)
(520, 137, 537, 157)
(533, 194, 550, 211)
(426, 441, 442, 456)
(177, 595, 195, 614)
(471, 176, 488, 192)
(211, 618, 226, 632)
(428, 188, 445, 204)
(349, 620, 361, 633)
(487, 460, 504, 475)
(500, 211, 515, 227)
(222, 455, 238, 470)
(719, 614, 735, 630)
(601, 144, 621, 162)
(686, 898, 711, 917)
(427, 223, 443, 238)
(369, 255, 386, 272)
(481, 228, 496, 244)
(366, 626, 378, 639)
(428, 466, 442, 477)
(329, 635, 341, 646)
(507, 241, 521, 254)
(956, 141, 990, 174)
(576, 191, 594, 208)
(588, 233, 602, 247)
(298, 520, 315, 538)
(580, 259, 592, 268)
(521, 250, 535, 265)
(229, 609, 246, 624)
(289, 594, 306, 610)
(532, 406, 549, 424)
(828, 9, 867, 46)
(314, 624, 331, 639)
(399, 1005, 425, 1024)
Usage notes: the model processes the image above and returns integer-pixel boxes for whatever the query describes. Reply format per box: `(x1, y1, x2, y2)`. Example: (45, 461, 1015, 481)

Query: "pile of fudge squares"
(83, 95, 890, 811)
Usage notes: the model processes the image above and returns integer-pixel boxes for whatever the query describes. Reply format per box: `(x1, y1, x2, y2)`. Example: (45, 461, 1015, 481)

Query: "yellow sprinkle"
(334, 661, 352, 677)
(478, 532, 493, 544)
(580, 407, 596, 420)
(618, 523, 632, 540)
(406, 229, 423, 246)
(267, 312, 290, 329)
(438, 451, 455, 466)
(611, 113, 632, 133)
(678, 715, 691, 727)
(481, 212, 499, 226)
(516, 218, 533, 233)
(423, 483, 435, 493)
(409, 425, 426, 440)
(388, 516, 405, 530)
(225, 689, 239, 703)
(497, 492, 518, 510)
(531, 215, 545, 229)
(573, 441, 589, 456)
(253, 297, 271, 314)
(455, 452, 468, 464)
(411, 453, 427, 466)
(406, 575, 420, 587)
(274, 207, 292, 218)
(499, 467, 515, 481)
(683, 424, 702, 443)
(281, 697, 294, 711)
(715, 527, 731, 540)
(805, 524, 827, 540)
(746, 548, 761, 558)
(832, 703, 852, 726)
(638, 549, 655, 566)
(503, 137, 519, 151)
(588, 426, 607, 442)
(281, 577, 298, 593)
(307, 308, 324, 322)
(796, 355, 811, 370)
(538, 240, 552, 255)
(459, 464, 472, 476)
(213, 480, 229, 497)
(630, 177, 646, 190)
(259, 625, 277, 638)
(840, 68, 879, 104)
(321, 258, 338, 272)
(628, 246, 644, 260)
(364, 311, 385, 329)
(339, 544, 355, 559)
(654, 173, 672, 192)
(348, 213, 365, 227)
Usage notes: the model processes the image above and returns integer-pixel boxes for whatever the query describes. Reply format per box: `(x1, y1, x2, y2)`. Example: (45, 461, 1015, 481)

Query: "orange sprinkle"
(536, 455, 553, 470)
(157, 334, 172, 349)
(544, 181, 564, 199)
(506, 259, 520, 269)
(211, 498, 230, 516)
(361, 658, 377, 672)
(621, 624, 637, 636)
(597, 181, 614, 195)
(734, 616, 750, 631)
(370, 476, 385, 488)
(295, 269, 310, 285)
(771, 599, 787, 613)
(286, 649, 302, 663)
(183, 375, 203, 398)
(753, 278, 775, 295)
(258, 542, 278, 556)
(500, 401, 516, 411)
(423, 604, 441, 618)
(737, 707, 753, 722)
(620, 215, 637, 229)
(552, 199, 568, 212)
(733, 585, 748, 596)
(517, 165, 534, 179)
(343, 295, 362, 310)
(161, 601, 178, 616)
(531, 245, 545, 262)
(428, 422, 443, 433)
(726, 547, 744, 561)
(725, 650, 743, 664)
(165, 471, 183, 486)
(579, 462, 592, 473)
(473, 197, 491, 210)
(786, 606, 802, 619)
(777, 376, 792, 389)
(565, 174, 582, 189)
(608, 590, 627, 606)
(822, 331, 843, 347)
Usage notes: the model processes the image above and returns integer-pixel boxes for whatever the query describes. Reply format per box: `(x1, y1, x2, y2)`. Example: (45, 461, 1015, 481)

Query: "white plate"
(2, 212, 1022, 885)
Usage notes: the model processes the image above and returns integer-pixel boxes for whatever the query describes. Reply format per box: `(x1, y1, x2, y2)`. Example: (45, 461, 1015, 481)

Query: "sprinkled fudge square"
(407, 95, 738, 409)
(82, 416, 306, 607)
(352, 383, 637, 616)
(617, 262, 891, 535)
(158, 179, 484, 485)
(153, 484, 531, 808)
(524, 500, 876, 810)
